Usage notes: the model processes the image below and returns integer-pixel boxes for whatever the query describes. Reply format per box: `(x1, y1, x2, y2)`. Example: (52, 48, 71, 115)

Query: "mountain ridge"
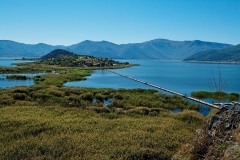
(184, 44, 240, 62)
(0, 39, 233, 59)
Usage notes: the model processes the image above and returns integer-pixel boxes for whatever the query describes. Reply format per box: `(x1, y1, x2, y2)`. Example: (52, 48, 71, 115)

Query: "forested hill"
(0, 39, 232, 60)
(38, 49, 128, 68)
(40, 49, 77, 60)
(184, 44, 240, 63)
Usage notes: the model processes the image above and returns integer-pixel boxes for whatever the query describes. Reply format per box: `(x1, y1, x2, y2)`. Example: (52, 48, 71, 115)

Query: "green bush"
(229, 93, 240, 101)
(81, 92, 94, 101)
(12, 93, 28, 101)
(126, 150, 169, 160)
(87, 106, 111, 113)
(113, 93, 124, 100)
(0, 94, 14, 106)
(174, 110, 206, 126)
(47, 88, 64, 97)
(95, 93, 105, 102)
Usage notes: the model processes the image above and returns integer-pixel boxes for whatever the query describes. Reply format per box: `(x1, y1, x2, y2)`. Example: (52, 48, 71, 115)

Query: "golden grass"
(0, 106, 206, 159)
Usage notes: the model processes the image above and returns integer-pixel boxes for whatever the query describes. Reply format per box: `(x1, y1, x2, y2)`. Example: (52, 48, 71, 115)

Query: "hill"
(40, 49, 77, 60)
(184, 44, 240, 63)
(39, 49, 128, 68)
(0, 39, 232, 59)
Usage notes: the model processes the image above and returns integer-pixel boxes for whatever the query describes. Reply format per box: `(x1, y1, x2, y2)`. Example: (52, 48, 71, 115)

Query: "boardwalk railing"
(105, 69, 221, 110)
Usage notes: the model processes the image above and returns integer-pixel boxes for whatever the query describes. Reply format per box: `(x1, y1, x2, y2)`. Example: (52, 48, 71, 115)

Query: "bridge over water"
(105, 69, 221, 110)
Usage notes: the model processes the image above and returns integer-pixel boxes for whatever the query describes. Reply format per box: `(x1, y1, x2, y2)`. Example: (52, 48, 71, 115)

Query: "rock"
(223, 142, 240, 160)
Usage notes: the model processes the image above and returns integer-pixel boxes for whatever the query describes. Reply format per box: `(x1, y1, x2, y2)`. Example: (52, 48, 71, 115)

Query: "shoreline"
(184, 60, 240, 64)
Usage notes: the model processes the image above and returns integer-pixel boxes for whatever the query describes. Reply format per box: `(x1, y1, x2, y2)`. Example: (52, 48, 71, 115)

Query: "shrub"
(149, 111, 160, 117)
(126, 150, 170, 160)
(14, 101, 38, 106)
(229, 93, 240, 101)
(95, 93, 105, 102)
(100, 113, 122, 119)
(191, 91, 210, 99)
(47, 88, 64, 97)
(174, 110, 206, 126)
(81, 92, 94, 101)
(191, 130, 210, 159)
(32, 92, 50, 101)
(0, 94, 14, 106)
(109, 100, 126, 109)
(6, 75, 29, 80)
(63, 87, 84, 96)
(67, 95, 81, 104)
(126, 107, 150, 116)
(65, 95, 89, 108)
(12, 93, 28, 101)
(87, 106, 111, 113)
(131, 88, 146, 93)
(113, 93, 124, 100)
(11, 87, 29, 94)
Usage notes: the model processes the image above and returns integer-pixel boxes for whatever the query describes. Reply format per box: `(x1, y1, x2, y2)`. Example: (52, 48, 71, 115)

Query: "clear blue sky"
(0, 0, 239, 45)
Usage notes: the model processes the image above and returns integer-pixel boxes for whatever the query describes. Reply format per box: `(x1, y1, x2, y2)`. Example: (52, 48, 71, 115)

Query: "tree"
(209, 65, 228, 102)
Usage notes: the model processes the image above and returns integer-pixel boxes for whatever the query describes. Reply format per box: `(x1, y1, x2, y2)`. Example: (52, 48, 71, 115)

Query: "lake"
(65, 60, 240, 95)
(0, 58, 41, 88)
(1, 58, 239, 94)
(0, 73, 45, 88)
(0, 58, 33, 67)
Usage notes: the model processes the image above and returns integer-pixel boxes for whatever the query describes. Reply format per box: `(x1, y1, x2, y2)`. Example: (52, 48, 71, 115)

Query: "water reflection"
(0, 73, 45, 88)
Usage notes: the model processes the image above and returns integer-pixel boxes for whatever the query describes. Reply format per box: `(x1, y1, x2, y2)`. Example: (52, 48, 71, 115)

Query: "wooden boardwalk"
(105, 69, 221, 110)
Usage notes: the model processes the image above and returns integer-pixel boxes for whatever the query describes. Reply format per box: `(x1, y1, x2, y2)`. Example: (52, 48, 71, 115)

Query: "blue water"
(0, 59, 43, 88)
(0, 58, 33, 67)
(0, 73, 45, 88)
(0, 78, 34, 88)
(65, 60, 240, 95)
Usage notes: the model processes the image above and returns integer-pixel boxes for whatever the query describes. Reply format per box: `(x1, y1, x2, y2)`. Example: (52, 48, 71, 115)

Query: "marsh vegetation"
(191, 91, 240, 102)
(0, 54, 212, 159)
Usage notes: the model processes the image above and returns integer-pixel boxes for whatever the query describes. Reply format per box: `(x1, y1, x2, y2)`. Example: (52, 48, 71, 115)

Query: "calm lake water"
(0, 58, 33, 67)
(0, 58, 40, 88)
(1, 58, 239, 94)
(0, 73, 45, 88)
(65, 60, 240, 95)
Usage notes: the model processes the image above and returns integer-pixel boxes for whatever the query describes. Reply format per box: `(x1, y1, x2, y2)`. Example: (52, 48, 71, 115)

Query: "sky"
(0, 0, 240, 45)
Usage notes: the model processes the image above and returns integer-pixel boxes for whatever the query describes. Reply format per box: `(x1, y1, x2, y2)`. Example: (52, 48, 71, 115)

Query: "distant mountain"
(0, 39, 233, 59)
(131, 39, 232, 59)
(68, 40, 119, 58)
(0, 40, 65, 58)
(68, 39, 232, 60)
(184, 44, 240, 62)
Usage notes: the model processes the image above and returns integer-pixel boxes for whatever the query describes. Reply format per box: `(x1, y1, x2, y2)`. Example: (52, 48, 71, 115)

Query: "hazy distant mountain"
(0, 39, 232, 59)
(132, 39, 232, 59)
(0, 40, 65, 58)
(184, 44, 240, 62)
(68, 40, 119, 58)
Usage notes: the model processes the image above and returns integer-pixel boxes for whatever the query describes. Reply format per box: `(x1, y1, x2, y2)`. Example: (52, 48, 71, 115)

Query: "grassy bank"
(0, 106, 206, 159)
